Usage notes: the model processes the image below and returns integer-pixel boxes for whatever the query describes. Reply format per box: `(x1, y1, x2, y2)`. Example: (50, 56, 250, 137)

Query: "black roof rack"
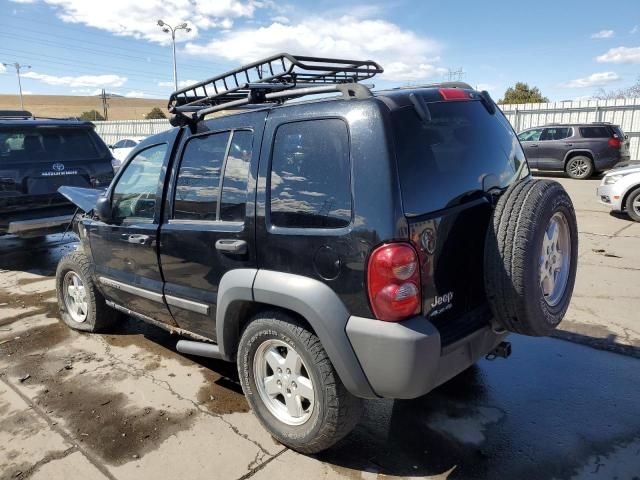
(0, 110, 33, 119)
(168, 53, 383, 123)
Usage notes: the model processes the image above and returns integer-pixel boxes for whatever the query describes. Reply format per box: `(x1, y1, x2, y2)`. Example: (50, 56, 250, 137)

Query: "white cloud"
(184, 15, 443, 82)
(591, 29, 614, 39)
(631, 25, 638, 35)
(71, 88, 103, 96)
(124, 90, 155, 98)
(561, 71, 620, 88)
(23, 71, 127, 88)
(10, 0, 258, 44)
(158, 79, 199, 89)
(271, 16, 289, 24)
(596, 46, 640, 64)
(0, 64, 6, 74)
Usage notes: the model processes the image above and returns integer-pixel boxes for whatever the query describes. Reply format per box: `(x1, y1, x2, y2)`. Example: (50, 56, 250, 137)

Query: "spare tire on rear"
(484, 179, 578, 336)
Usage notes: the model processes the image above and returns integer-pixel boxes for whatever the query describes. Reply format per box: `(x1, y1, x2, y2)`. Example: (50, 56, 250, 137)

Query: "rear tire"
(484, 179, 578, 336)
(565, 155, 594, 179)
(56, 250, 120, 332)
(237, 311, 362, 454)
(626, 187, 640, 222)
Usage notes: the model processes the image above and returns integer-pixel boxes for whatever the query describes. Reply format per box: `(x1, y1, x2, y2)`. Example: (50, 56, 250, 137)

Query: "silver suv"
(518, 122, 630, 179)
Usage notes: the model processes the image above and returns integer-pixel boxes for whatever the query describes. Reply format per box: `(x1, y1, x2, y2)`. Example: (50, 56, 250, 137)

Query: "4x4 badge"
(52, 163, 65, 172)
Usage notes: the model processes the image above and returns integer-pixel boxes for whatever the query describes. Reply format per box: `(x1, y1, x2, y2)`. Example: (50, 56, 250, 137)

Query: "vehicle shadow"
(0, 233, 78, 276)
(609, 211, 634, 223)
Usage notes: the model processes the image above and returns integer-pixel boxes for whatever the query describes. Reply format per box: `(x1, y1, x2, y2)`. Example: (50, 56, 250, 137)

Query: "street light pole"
(3, 62, 31, 110)
(157, 20, 191, 91)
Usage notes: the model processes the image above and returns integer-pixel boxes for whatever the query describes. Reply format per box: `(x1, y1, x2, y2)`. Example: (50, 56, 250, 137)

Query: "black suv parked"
(55, 54, 578, 453)
(0, 111, 114, 238)
(518, 122, 630, 179)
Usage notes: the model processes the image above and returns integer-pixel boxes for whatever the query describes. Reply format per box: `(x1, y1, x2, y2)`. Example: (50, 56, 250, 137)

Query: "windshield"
(0, 126, 101, 162)
(392, 99, 529, 216)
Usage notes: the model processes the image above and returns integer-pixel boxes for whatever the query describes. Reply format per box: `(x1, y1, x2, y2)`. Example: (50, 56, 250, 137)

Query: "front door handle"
(215, 239, 247, 255)
(529, 144, 539, 147)
(564, 143, 573, 146)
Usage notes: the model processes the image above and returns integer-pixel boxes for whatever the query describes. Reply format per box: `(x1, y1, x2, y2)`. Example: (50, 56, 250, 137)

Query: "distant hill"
(0, 94, 167, 121)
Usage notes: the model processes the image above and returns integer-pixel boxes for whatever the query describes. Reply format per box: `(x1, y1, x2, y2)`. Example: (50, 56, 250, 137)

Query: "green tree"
(498, 82, 549, 105)
(145, 107, 167, 119)
(79, 110, 105, 121)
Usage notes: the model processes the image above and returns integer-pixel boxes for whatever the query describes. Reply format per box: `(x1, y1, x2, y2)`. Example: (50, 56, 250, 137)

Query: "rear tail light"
(439, 88, 471, 101)
(367, 243, 421, 321)
(608, 138, 622, 149)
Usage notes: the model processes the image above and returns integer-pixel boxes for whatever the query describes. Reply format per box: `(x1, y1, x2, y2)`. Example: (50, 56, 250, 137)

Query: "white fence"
(93, 97, 640, 160)
(94, 119, 171, 145)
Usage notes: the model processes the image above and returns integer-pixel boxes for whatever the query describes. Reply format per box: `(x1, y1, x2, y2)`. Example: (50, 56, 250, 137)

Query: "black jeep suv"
(0, 111, 114, 238)
(518, 122, 630, 179)
(55, 54, 578, 453)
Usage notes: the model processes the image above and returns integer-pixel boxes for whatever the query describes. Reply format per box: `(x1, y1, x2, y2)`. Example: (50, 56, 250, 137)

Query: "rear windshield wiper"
(409, 93, 432, 125)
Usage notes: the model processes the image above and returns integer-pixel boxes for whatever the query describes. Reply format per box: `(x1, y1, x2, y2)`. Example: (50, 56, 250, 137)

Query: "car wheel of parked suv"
(626, 187, 640, 222)
(484, 179, 578, 336)
(237, 311, 362, 453)
(56, 250, 120, 332)
(565, 155, 594, 179)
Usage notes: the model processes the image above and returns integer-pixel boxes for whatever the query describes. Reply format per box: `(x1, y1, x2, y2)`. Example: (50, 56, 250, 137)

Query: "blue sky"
(0, 0, 638, 102)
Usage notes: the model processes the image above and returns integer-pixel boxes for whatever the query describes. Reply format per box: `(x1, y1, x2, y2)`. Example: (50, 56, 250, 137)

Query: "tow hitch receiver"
(486, 341, 512, 360)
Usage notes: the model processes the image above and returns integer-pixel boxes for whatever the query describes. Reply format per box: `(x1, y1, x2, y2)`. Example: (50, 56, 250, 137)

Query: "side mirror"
(108, 145, 115, 150)
(95, 195, 113, 223)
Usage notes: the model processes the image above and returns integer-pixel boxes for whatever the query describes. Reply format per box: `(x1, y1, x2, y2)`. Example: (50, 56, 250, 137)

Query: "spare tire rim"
(539, 212, 571, 307)
(253, 339, 315, 426)
(569, 158, 589, 177)
(63, 271, 88, 323)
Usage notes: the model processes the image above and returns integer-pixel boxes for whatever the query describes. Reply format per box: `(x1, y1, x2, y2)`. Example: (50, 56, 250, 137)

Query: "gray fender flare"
(215, 269, 377, 399)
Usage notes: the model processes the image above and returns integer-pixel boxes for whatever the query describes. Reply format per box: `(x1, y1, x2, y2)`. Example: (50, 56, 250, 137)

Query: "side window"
(173, 132, 229, 221)
(124, 140, 137, 148)
(220, 131, 253, 222)
(112, 144, 167, 223)
(270, 119, 351, 229)
(518, 128, 542, 142)
(541, 127, 572, 141)
(113, 140, 127, 148)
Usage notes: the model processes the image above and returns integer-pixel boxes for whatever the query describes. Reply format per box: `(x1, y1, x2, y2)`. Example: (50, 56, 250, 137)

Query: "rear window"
(579, 126, 611, 138)
(0, 126, 101, 162)
(393, 100, 527, 215)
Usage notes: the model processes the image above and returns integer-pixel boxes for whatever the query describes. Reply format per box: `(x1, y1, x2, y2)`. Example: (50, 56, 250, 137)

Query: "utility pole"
(157, 20, 191, 91)
(3, 62, 31, 110)
(446, 67, 465, 82)
(100, 89, 110, 120)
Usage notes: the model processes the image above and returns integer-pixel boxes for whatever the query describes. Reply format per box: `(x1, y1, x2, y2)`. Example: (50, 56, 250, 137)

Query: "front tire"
(565, 155, 594, 179)
(237, 311, 362, 454)
(625, 187, 640, 222)
(56, 250, 120, 332)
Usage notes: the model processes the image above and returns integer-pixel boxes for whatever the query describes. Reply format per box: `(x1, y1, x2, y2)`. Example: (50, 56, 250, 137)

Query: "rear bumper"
(346, 315, 506, 399)
(4, 213, 74, 237)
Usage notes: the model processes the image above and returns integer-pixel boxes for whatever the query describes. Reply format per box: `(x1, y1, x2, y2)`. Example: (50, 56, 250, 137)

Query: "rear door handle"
(215, 239, 247, 255)
(564, 143, 573, 146)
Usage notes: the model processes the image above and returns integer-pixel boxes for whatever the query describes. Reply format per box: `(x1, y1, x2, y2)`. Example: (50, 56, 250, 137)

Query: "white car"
(597, 163, 640, 222)
(109, 137, 144, 170)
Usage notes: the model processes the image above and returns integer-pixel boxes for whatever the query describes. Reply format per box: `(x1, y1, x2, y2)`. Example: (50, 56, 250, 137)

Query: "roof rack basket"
(168, 53, 383, 122)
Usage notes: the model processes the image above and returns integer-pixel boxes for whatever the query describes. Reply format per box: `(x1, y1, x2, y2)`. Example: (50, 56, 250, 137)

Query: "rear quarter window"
(579, 126, 610, 138)
(269, 119, 351, 229)
(393, 100, 527, 216)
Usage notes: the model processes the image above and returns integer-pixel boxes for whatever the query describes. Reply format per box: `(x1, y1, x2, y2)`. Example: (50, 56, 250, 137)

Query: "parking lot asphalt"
(1, 175, 639, 480)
